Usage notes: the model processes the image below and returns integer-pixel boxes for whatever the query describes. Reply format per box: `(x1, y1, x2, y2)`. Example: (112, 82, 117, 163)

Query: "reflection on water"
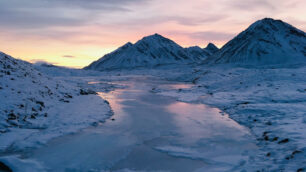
(25, 76, 257, 172)
(164, 83, 194, 89)
(167, 102, 248, 140)
(88, 81, 100, 84)
(165, 102, 256, 166)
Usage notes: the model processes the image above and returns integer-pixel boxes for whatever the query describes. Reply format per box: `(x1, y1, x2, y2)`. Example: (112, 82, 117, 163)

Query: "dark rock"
(297, 168, 304, 172)
(80, 89, 97, 95)
(36, 101, 45, 107)
(192, 77, 200, 84)
(59, 99, 70, 103)
(272, 137, 279, 141)
(7, 113, 17, 120)
(0, 161, 12, 172)
(92, 122, 99, 126)
(64, 94, 73, 99)
(292, 150, 302, 155)
(278, 138, 289, 144)
(286, 150, 303, 160)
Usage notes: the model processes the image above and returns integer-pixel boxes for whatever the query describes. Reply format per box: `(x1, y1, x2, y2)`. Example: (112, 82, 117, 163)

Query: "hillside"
(205, 18, 306, 65)
(85, 34, 215, 70)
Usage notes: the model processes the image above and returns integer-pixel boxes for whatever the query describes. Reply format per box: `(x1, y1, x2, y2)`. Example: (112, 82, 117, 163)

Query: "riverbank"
(154, 64, 306, 171)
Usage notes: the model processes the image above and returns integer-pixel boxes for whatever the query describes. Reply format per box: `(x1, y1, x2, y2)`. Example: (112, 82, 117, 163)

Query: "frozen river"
(23, 77, 257, 171)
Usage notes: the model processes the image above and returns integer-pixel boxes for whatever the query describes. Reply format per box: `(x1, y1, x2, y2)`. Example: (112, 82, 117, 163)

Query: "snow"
(1, 57, 306, 171)
(1, 17, 306, 171)
(204, 43, 219, 55)
(151, 64, 306, 171)
(205, 18, 306, 65)
(184, 46, 210, 60)
(85, 34, 217, 70)
(0, 52, 112, 152)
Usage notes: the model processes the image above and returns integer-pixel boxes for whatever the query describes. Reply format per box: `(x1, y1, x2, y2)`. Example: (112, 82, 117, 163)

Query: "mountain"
(184, 46, 210, 60)
(205, 18, 306, 65)
(85, 34, 210, 70)
(184, 43, 219, 60)
(204, 43, 219, 55)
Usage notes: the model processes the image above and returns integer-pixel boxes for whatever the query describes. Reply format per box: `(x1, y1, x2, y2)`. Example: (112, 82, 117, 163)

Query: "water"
(26, 77, 257, 171)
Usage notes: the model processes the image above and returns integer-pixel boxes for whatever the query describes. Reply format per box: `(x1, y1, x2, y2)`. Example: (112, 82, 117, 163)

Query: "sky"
(0, 0, 305, 68)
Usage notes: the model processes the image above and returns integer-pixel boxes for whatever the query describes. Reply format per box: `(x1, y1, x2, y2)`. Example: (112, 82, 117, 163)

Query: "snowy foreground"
(0, 53, 113, 164)
(1, 57, 306, 171)
(147, 64, 306, 171)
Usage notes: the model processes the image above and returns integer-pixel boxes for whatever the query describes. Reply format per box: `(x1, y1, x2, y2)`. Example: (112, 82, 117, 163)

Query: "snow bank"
(0, 52, 112, 152)
(153, 64, 306, 171)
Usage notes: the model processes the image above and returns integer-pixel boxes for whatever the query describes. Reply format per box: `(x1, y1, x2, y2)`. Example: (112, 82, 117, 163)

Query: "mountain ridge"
(204, 18, 306, 65)
(85, 34, 216, 70)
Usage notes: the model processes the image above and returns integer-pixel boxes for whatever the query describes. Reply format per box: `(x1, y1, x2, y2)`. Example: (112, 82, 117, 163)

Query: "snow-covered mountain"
(184, 46, 210, 60)
(85, 34, 213, 70)
(205, 18, 306, 65)
(184, 43, 219, 60)
(204, 43, 219, 55)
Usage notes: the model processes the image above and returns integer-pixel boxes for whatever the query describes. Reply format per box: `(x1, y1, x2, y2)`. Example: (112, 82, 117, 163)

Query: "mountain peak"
(253, 18, 282, 25)
(247, 18, 293, 33)
(204, 43, 219, 54)
(85, 34, 209, 70)
(119, 42, 133, 49)
(205, 18, 306, 65)
(141, 33, 165, 39)
(206, 43, 217, 49)
(138, 33, 174, 45)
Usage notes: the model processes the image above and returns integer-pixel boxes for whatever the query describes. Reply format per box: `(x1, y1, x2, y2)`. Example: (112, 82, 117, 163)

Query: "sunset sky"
(1, 0, 305, 68)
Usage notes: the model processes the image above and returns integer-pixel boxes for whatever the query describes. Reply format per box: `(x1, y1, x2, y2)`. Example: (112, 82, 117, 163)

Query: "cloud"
(30, 59, 58, 66)
(1, 0, 306, 68)
(188, 31, 236, 41)
(227, 0, 276, 11)
(62, 55, 76, 58)
(171, 15, 228, 26)
(0, 8, 85, 29)
(0, 0, 149, 29)
(46, 0, 149, 10)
